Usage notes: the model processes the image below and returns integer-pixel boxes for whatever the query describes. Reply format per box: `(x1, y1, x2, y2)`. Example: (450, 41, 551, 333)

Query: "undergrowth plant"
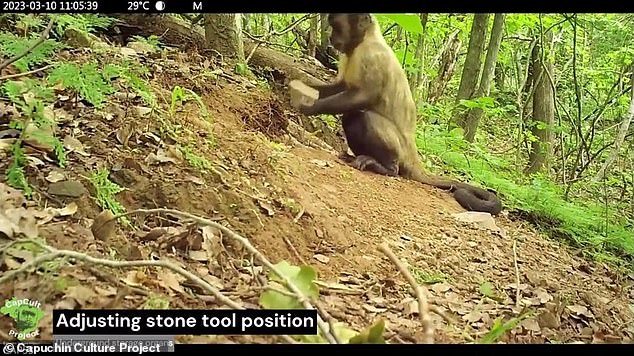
(259, 260, 386, 344)
(2, 79, 66, 197)
(89, 168, 129, 225)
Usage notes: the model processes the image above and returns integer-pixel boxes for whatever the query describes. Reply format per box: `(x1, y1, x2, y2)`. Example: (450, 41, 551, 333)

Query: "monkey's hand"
(298, 103, 318, 116)
(290, 80, 319, 110)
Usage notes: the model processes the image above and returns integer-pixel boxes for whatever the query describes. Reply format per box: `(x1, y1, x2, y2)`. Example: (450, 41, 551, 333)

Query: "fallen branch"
(513, 239, 521, 308)
(0, 17, 55, 72)
(0, 64, 54, 81)
(379, 243, 434, 344)
(0, 238, 299, 344)
(100, 208, 339, 344)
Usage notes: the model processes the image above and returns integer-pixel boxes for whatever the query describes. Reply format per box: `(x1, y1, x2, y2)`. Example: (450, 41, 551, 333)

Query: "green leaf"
(376, 14, 423, 34)
(259, 261, 319, 310)
(331, 323, 360, 344)
(349, 319, 386, 344)
(479, 281, 495, 298)
(478, 315, 526, 344)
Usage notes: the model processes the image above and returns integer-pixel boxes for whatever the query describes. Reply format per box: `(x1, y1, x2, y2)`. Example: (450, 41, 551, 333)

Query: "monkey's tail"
(408, 167, 503, 215)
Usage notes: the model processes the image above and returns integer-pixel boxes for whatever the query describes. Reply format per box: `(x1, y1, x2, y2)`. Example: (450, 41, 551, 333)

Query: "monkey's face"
(327, 14, 371, 54)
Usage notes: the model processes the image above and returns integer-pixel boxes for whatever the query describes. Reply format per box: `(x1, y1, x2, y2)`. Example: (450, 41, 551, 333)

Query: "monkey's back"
(342, 32, 417, 140)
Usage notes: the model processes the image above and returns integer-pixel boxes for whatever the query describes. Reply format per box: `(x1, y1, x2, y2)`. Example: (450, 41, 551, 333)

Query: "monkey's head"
(327, 13, 375, 54)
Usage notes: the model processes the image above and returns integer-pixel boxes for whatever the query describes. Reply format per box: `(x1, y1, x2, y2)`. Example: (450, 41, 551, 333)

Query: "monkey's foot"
(350, 155, 398, 176)
(338, 151, 356, 163)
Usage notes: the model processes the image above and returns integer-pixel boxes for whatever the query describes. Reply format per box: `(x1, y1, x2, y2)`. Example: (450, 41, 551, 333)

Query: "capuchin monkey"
(293, 13, 502, 215)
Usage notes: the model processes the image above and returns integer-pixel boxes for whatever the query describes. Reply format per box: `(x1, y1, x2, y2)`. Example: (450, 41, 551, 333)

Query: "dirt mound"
(0, 48, 632, 345)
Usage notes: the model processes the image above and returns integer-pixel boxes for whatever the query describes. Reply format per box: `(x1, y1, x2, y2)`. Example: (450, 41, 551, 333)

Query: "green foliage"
(259, 261, 319, 310)
(414, 122, 634, 264)
(0, 31, 62, 72)
(258, 261, 386, 344)
(2, 79, 65, 196)
(51, 14, 116, 36)
(180, 145, 213, 172)
(104, 61, 156, 107)
(89, 168, 128, 225)
(48, 62, 115, 107)
(375, 14, 424, 34)
(169, 86, 208, 119)
(130, 35, 162, 49)
(478, 312, 533, 344)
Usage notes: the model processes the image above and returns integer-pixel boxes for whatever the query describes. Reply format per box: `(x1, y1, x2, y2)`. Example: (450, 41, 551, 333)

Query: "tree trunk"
(495, 64, 505, 91)
(320, 13, 329, 51)
(408, 13, 429, 99)
(593, 68, 634, 181)
(450, 13, 490, 131)
(242, 14, 250, 33)
(524, 35, 555, 174)
(307, 14, 318, 57)
(463, 13, 506, 142)
(427, 29, 461, 104)
(204, 14, 245, 63)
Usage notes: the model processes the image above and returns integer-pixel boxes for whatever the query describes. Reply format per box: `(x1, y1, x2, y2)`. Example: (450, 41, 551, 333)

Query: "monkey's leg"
(350, 155, 399, 176)
(341, 111, 402, 177)
(338, 151, 356, 163)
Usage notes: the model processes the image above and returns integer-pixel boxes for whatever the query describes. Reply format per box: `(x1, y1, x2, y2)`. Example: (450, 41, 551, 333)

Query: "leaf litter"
(0, 41, 631, 345)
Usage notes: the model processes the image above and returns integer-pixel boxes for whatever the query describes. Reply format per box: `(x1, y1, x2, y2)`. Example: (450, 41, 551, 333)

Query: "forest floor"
(1, 44, 633, 344)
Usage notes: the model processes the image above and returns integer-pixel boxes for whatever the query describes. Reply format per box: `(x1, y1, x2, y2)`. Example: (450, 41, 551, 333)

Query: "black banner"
(52, 309, 318, 335)
(0, 0, 631, 14)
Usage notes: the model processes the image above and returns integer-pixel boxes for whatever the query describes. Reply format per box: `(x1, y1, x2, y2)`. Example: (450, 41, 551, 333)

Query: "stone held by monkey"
(290, 13, 502, 215)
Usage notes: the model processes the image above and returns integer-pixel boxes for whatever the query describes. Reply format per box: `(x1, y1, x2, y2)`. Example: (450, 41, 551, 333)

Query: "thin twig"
(101, 208, 339, 344)
(283, 236, 307, 265)
(0, 18, 55, 71)
(0, 239, 299, 344)
(379, 243, 434, 344)
(429, 305, 456, 325)
(513, 239, 521, 308)
(311, 299, 343, 344)
(0, 64, 54, 81)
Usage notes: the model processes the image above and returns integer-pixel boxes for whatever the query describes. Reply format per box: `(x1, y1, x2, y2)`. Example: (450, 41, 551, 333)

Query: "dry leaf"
(257, 200, 275, 216)
(567, 305, 594, 319)
(462, 310, 483, 324)
(537, 310, 560, 329)
(145, 148, 178, 165)
(534, 288, 553, 304)
(55, 298, 78, 310)
(56, 202, 78, 217)
(189, 250, 209, 262)
(187, 176, 205, 185)
(95, 286, 118, 297)
(362, 304, 386, 313)
(139, 228, 168, 242)
(521, 318, 541, 332)
(63, 135, 90, 156)
(310, 159, 331, 168)
(403, 299, 419, 315)
(135, 106, 152, 116)
(122, 271, 146, 287)
(120, 47, 137, 56)
(90, 210, 116, 241)
(432, 282, 452, 294)
(313, 254, 330, 264)
(66, 285, 97, 307)
(45, 171, 66, 183)
(158, 270, 185, 294)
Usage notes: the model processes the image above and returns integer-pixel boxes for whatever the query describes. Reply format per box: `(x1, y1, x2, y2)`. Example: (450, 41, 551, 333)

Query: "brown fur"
(294, 13, 502, 215)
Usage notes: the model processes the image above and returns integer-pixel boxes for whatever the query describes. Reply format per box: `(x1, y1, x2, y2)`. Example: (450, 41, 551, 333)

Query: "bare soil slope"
(1, 48, 632, 344)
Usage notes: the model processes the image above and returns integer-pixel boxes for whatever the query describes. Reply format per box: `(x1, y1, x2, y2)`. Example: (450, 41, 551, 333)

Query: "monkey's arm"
(300, 88, 374, 116)
(306, 80, 346, 97)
